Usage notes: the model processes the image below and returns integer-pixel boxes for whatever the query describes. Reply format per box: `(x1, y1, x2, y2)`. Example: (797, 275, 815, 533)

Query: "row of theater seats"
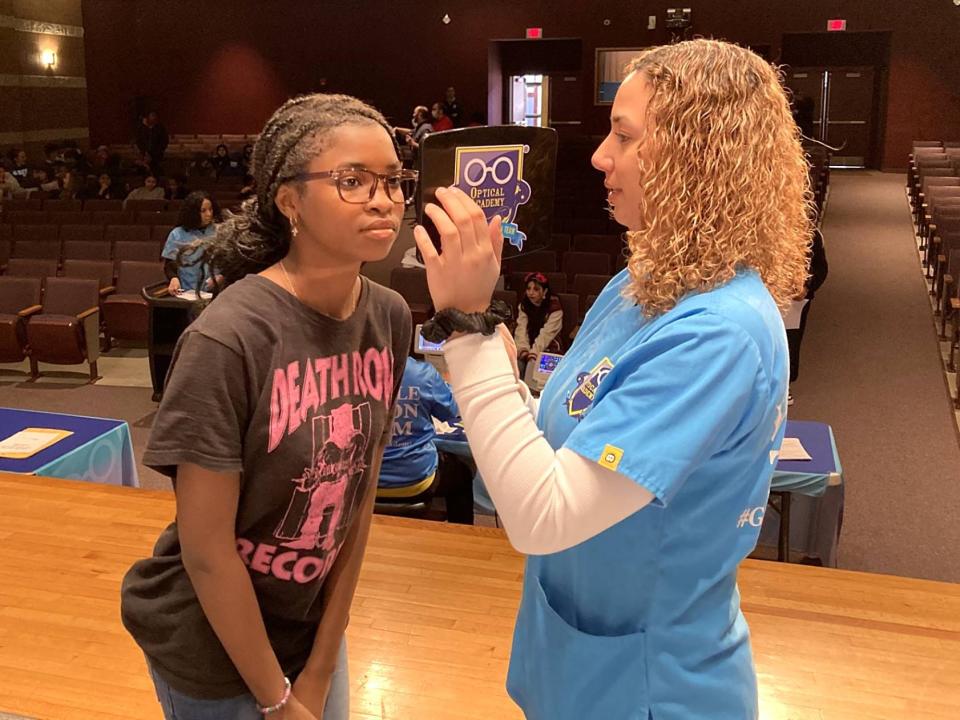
(1, 224, 170, 271)
(0, 260, 165, 379)
(3, 209, 181, 227)
(909, 140, 960, 407)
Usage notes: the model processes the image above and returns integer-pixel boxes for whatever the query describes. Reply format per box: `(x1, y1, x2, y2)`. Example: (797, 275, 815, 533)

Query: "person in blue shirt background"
(378, 354, 474, 523)
(163, 190, 222, 295)
(413, 39, 812, 719)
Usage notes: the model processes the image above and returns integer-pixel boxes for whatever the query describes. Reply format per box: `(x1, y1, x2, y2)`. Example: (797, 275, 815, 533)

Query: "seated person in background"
(397, 105, 433, 148)
(0, 164, 23, 199)
(240, 143, 254, 175)
(123, 174, 165, 208)
(89, 145, 121, 176)
(514, 271, 563, 376)
(211, 143, 242, 177)
(162, 190, 221, 296)
(378, 353, 474, 524)
(24, 167, 59, 193)
(430, 102, 453, 132)
(129, 151, 154, 177)
(93, 172, 120, 200)
(165, 175, 189, 200)
(57, 169, 85, 200)
(7, 149, 30, 184)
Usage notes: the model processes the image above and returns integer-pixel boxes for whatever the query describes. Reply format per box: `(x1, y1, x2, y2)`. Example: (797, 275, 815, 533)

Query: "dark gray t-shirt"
(121, 274, 411, 699)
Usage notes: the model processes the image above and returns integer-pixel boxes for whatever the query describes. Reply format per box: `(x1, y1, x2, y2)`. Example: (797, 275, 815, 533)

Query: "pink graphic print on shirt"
(235, 347, 394, 585)
(275, 402, 372, 555)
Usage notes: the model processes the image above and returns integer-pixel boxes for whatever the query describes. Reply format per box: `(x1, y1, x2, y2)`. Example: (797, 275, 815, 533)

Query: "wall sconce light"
(40, 49, 57, 70)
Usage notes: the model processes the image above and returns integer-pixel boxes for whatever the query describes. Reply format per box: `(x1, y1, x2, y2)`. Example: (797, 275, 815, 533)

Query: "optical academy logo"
(454, 144, 532, 251)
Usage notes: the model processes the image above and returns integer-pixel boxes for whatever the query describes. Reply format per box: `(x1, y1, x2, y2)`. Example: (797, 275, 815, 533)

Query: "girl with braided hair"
(121, 93, 414, 719)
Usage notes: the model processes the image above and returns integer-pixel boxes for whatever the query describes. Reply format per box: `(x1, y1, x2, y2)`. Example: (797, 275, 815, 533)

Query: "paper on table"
(0, 427, 74, 459)
(779, 436, 812, 461)
(175, 290, 213, 301)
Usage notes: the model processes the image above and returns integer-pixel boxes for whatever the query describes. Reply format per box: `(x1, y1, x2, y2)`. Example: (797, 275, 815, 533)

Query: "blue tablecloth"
(0, 408, 139, 487)
(772, 420, 843, 496)
(764, 420, 843, 565)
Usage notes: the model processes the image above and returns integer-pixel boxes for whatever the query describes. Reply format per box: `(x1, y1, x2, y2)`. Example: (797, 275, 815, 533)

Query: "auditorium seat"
(13, 224, 59, 245)
(561, 251, 611, 282)
(5, 198, 43, 212)
(6, 210, 48, 225)
(585, 294, 599, 315)
(63, 240, 112, 262)
(55, 211, 91, 225)
(112, 241, 163, 272)
(106, 225, 151, 245)
(43, 199, 82, 213)
(550, 233, 571, 253)
(60, 224, 105, 244)
(5, 258, 58, 283)
(93, 211, 133, 226)
(103, 261, 166, 345)
(0, 238, 9, 269)
(62, 260, 116, 297)
(389, 267, 431, 326)
(25, 277, 101, 381)
(501, 250, 558, 274)
(126, 199, 167, 213)
(83, 199, 123, 212)
(11, 239, 61, 261)
(572, 274, 612, 315)
(151, 225, 175, 243)
(555, 292, 580, 351)
(135, 210, 179, 226)
(0, 276, 42, 363)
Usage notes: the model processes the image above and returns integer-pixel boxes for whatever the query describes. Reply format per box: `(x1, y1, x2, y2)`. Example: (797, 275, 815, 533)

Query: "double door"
(786, 66, 877, 168)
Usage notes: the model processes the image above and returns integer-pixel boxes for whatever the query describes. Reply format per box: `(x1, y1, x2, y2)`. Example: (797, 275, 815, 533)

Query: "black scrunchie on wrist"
(421, 300, 513, 342)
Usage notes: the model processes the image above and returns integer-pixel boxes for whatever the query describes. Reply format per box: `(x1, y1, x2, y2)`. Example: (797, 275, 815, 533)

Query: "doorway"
(786, 66, 877, 168)
(781, 31, 891, 169)
(509, 74, 549, 127)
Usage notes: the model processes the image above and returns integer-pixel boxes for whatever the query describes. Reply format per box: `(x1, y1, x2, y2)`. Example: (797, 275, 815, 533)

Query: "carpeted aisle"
(791, 170, 960, 583)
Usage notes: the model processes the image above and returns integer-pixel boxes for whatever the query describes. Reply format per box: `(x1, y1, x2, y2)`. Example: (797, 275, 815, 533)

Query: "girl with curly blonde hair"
(414, 38, 809, 719)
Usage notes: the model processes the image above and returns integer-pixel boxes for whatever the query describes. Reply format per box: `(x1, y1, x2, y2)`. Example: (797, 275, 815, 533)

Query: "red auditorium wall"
(81, 1, 960, 168)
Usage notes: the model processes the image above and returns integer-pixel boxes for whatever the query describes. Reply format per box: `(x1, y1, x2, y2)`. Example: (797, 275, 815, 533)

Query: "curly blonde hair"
(622, 39, 813, 316)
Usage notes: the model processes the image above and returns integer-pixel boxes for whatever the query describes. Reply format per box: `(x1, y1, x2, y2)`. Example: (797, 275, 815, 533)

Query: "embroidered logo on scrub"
(566, 357, 614, 420)
(454, 144, 532, 251)
(598, 444, 624, 470)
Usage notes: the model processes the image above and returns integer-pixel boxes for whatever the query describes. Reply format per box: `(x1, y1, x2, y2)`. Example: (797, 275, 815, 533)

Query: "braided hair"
(199, 93, 397, 288)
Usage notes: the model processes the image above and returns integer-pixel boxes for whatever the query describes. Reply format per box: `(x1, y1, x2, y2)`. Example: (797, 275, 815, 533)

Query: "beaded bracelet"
(257, 676, 291, 716)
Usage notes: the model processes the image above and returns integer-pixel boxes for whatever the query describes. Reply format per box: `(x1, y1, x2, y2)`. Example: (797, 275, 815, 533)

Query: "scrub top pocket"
(507, 574, 650, 720)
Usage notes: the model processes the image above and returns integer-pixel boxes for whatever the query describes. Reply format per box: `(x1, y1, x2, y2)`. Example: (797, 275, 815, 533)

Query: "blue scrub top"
(379, 357, 460, 488)
(506, 268, 789, 720)
(162, 225, 215, 292)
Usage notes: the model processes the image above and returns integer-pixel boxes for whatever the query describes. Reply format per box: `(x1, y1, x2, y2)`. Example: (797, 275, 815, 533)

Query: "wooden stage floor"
(0, 474, 958, 719)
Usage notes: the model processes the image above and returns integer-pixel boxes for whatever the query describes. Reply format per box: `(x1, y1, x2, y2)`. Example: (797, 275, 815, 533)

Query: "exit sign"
(526, 27, 542, 39)
(827, 18, 847, 31)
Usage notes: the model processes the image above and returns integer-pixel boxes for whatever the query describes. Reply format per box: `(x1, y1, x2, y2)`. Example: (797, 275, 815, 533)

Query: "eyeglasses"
(285, 168, 418, 204)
